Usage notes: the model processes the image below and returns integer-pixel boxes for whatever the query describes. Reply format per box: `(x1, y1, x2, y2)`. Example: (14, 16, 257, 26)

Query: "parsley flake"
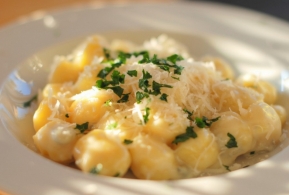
(75, 122, 89, 134)
(223, 165, 231, 171)
(123, 139, 133, 145)
(150, 81, 172, 96)
(138, 69, 152, 91)
(104, 99, 112, 106)
(166, 54, 184, 64)
(97, 66, 114, 79)
(160, 93, 168, 102)
(90, 164, 103, 175)
(117, 93, 130, 103)
(143, 107, 150, 124)
(172, 126, 197, 144)
(195, 116, 220, 128)
(107, 122, 118, 130)
(23, 95, 37, 108)
(103, 48, 111, 59)
(183, 109, 193, 121)
(127, 70, 137, 77)
(136, 91, 149, 103)
(225, 133, 238, 148)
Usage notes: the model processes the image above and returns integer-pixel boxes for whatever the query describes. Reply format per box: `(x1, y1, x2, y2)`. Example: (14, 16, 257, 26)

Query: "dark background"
(193, 0, 289, 22)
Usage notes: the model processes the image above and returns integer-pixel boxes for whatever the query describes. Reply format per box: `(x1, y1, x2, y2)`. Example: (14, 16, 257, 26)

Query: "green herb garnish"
(123, 139, 133, 145)
(167, 54, 184, 64)
(172, 126, 197, 144)
(75, 122, 89, 134)
(23, 95, 37, 108)
(150, 81, 172, 96)
(136, 91, 149, 103)
(127, 70, 137, 77)
(107, 122, 118, 130)
(195, 116, 220, 128)
(223, 165, 231, 171)
(90, 164, 103, 175)
(225, 133, 238, 148)
(183, 109, 193, 121)
(159, 93, 168, 102)
(143, 107, 150, 124)
(117, 93, 130, 103)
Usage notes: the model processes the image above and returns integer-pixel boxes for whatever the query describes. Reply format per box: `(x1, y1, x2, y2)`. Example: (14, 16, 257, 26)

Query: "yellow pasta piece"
(33, 97, 68, 132)
(242, 101, 282, 151)
(73, 63, 106, 93)
(235, 74, 277, 104)
(272, 105, 287, 125)
(73, 35, 105, 67)
(73, 129, 131, 177)
(210, 111, 253, 166)
(49, 58, 82, 84)
(174, 128, 219, 174)
(142, 98, 189, 144)
(33, 120, 80, 164)
(129, 134, 180, 180)
(69, 88, 117, 126)
(202, 56, 235, 80)
(97, 112, 143, 141)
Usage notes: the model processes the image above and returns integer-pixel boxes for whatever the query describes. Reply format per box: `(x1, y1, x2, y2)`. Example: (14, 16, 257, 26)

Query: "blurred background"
(1, 0, 289, 26)
(196, 0, 289, 21)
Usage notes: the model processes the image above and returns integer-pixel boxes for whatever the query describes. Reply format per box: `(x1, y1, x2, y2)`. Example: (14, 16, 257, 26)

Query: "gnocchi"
(31, 34, 286, 180)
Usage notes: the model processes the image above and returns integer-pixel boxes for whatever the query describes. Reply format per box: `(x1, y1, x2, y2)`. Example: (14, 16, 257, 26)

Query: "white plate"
(1, 1, 289, 195)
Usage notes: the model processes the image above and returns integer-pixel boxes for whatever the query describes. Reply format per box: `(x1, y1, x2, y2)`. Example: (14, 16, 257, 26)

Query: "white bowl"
(1, 2, 289, 195)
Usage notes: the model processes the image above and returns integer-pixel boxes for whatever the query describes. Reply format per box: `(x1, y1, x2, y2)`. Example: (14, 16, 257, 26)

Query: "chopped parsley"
(97, 66, 114, 79)
(127, 70, 137, 77)
(136, 91, 149, 103)
(96, 70, 128, 102)
(171, 76, 180, 80)
(223, 165, 231, 171)
(143, 107, 150, 124)
(123, 139, 133, 145)
(75, 122, 89, 134)
(151, 81, 172, 96)
(138, 69, 173, 102)
(172, 126, 197, 144)
(225, 133, 238, 148)
(107, 122, 118, 130)
(183, 109, 194, 121)
(103, 48, 111, 59)
(195, 116, 220, 128)
(167, 54, 184, 64)
(139, 69, 152, 92)
(111, 70, 125, 85)
(114, 172, 120, 177)
(104, 99, 112, 106)
(89, 164, 103, 175)
(65, 113, 69, 118)
(117, 93, 130, 103)
(250, 151, 255, 155)
(159, 93, 168, 102)
(23, 95, 37, 108)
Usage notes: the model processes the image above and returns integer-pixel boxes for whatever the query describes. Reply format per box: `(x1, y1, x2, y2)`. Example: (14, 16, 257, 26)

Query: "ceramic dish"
(1, 1, 289, 195)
